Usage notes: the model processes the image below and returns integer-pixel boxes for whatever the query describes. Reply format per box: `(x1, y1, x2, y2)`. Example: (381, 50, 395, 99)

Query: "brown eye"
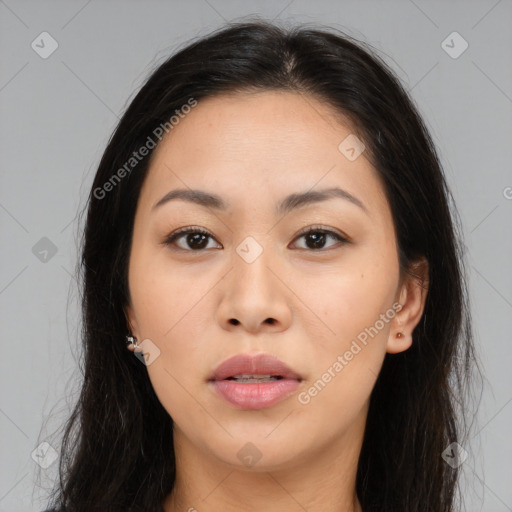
(163, 227, 221, 251)
(292, 227, 348, 250)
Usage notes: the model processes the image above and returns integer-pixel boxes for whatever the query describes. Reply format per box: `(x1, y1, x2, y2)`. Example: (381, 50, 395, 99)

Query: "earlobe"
(386, 257, 429, 354)
(386, 329, 413, 354)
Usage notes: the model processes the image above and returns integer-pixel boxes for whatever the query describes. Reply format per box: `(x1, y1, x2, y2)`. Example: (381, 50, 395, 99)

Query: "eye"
(291, 226, 349, 251)
(162, 226, 222, 251)
(162, 225, 349, 252)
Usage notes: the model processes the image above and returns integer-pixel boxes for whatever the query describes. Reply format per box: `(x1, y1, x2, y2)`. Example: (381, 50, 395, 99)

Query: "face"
(126, 90, 427, 471)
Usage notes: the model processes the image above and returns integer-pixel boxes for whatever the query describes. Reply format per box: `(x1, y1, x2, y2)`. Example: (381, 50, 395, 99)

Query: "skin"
(125, 90, 429, 512)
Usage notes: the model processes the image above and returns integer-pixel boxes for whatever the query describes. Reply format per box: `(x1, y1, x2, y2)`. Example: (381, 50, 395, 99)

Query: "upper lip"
(209, 353, 303, 381)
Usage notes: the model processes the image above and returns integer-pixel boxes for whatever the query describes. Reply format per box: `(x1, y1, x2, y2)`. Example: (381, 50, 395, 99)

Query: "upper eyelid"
(294, 225, 348, 240)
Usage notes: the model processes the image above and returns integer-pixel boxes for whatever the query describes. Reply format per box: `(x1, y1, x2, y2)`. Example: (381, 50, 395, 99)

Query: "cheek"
(129, 248, 213, 339)
(128, 252, 215, 406)
(295, 255, 398, 349)
(292, 255, 398, 412)
(132, 282, 209, 427)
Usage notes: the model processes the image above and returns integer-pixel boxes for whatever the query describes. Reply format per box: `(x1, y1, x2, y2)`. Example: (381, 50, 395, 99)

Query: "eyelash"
(162, 225, 349, 252)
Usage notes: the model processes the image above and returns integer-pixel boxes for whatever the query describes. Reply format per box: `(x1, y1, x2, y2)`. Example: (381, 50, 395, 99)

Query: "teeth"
(233, 374, 272, 379)
(229, 374, 280, 383)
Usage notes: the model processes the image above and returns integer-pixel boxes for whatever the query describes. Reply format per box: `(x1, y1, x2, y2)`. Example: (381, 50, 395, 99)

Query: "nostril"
(265, 318, 276, 325)
(229, 319, 240, 325)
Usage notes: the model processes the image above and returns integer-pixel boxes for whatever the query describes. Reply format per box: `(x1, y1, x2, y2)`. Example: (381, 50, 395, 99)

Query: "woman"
(43, 19, 479, 512)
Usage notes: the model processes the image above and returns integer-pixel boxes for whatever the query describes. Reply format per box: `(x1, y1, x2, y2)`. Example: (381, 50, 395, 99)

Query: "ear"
(124, 302, 141, 340)
(386, 257, 429, 354)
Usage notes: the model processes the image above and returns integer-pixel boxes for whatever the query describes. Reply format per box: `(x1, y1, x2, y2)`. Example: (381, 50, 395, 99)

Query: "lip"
(208, 353, 303, 410)
(209, 353, 303, 382)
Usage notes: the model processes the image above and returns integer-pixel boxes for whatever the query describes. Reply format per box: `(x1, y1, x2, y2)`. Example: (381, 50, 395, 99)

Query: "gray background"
(1, 1, 511, 510)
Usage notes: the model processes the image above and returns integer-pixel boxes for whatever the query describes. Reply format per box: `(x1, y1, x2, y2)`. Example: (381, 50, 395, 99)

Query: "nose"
(216, 248, 292, 334)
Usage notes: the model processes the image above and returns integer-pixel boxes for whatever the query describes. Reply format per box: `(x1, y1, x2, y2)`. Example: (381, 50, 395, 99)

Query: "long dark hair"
(46, 18, 480, 512)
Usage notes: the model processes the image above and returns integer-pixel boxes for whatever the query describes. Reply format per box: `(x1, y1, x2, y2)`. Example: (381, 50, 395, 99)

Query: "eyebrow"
(152, 187, 368, 216)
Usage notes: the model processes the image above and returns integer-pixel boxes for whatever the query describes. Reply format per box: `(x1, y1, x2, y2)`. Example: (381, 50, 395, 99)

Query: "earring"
(396, 332, 404, 339)
(126, 334, 139, 350)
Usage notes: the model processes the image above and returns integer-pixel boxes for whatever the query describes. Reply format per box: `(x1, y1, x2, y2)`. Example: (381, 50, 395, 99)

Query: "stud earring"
(396, 332, 404, 339)
(126, 334, 139, 350)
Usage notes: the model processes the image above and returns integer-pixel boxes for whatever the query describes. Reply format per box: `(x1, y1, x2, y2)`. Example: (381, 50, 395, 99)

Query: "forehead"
(152, 90, 359, 161)
(139, 90, 389, 220)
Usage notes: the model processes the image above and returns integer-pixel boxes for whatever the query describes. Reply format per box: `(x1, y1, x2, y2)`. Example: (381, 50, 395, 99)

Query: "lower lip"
(210, 379, 301, 410)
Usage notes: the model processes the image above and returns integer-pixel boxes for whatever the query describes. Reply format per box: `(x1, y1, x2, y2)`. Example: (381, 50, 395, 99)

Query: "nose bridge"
(216, 233, 292, 332)
(231, 234, 278, 300)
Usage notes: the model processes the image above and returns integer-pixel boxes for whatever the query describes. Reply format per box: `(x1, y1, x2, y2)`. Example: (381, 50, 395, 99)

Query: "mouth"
(208, 353, 303, 410)
(225, 374, 284, 383)
(209, 353, 303, 382)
